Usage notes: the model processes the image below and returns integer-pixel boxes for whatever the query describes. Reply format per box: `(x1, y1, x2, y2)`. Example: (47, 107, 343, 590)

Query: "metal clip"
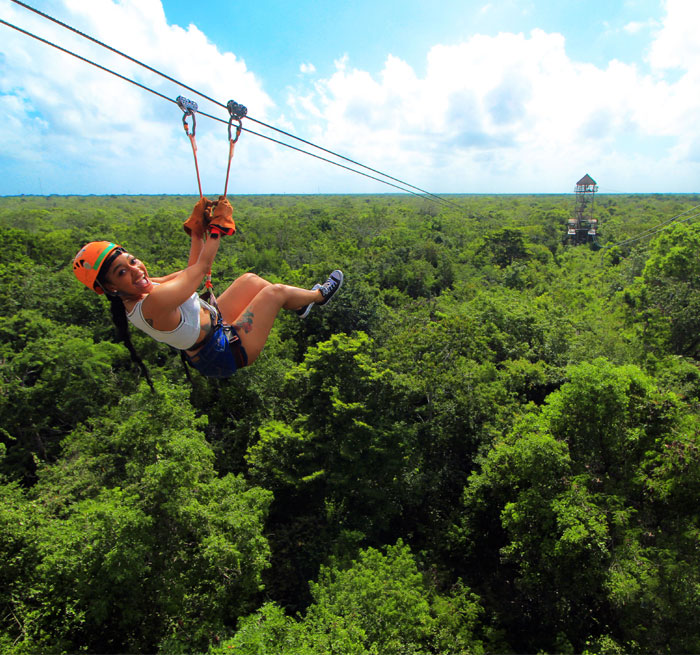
(176, 95, 198, 135)
(226, 99, 247, 143)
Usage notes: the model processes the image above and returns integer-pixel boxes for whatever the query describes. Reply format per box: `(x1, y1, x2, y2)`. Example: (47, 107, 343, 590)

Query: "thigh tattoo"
(235, 309, 254, 334)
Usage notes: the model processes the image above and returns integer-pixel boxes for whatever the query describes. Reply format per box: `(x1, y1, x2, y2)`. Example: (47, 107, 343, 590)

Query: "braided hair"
(97, 252, 155, 391)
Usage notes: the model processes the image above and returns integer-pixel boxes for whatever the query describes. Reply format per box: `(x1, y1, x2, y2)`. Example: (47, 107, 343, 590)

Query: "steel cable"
(8, 0, 459, 208)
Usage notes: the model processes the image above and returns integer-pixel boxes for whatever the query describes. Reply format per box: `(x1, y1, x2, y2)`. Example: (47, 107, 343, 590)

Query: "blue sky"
(1, 0, 698, 195)
(160, 0, 663, 88)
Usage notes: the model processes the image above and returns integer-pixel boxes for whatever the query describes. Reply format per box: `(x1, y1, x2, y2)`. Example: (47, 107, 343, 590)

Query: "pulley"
(176, 95, 198, 136)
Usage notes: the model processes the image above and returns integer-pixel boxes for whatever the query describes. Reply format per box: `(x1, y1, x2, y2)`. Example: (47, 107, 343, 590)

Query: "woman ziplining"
(73, 94, 342, 381)
(73, 196, 343, 380)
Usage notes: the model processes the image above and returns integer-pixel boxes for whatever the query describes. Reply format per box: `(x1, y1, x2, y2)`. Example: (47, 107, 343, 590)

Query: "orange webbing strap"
(222, 137, 237, 198)
(205, 280, 219, 312)
(183, 115, 211, 293)
(211, 115, 242, 290)
(185, 125, 203, 199)
(213, 134, 239, 289)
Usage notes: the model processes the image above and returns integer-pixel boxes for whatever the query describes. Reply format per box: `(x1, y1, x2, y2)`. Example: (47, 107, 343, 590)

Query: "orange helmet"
(73, 241, 122, 294)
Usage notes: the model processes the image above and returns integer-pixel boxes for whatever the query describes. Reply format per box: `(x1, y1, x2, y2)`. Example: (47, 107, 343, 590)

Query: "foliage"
(458, 358, 700, 653)
(1, 193, 700, 653)
(2, 384, 272, 653)
(212, 541, 484, 655)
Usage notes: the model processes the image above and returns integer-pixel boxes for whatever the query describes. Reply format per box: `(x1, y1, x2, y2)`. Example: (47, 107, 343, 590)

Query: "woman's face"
(103, 252, 153, 298)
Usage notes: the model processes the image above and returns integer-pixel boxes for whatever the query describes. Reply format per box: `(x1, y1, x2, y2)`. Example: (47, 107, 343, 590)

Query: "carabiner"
(177, 95, 199, 136)
(226, 99, 247, 144)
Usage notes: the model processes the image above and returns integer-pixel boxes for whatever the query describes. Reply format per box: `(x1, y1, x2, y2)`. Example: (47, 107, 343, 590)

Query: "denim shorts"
(186, 323, 248, 378)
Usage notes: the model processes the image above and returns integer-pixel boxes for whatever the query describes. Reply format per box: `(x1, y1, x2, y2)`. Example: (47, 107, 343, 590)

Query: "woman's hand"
(208, 197, 236, 235)
(183, 197, 214, 237)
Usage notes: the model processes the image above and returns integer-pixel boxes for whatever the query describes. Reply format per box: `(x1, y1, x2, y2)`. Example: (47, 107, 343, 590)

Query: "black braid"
(95, 248, 155, 391)
(105, 293, 155, 392)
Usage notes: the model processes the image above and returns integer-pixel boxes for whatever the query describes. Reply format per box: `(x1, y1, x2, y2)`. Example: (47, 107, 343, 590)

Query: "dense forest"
(1, 192, 700, 654)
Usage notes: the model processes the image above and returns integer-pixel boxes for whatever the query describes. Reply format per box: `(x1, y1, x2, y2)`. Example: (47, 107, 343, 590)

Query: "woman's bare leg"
(216, 273, 271, 324)
(231, 284, 323, 364)
(217, 273, 320, 324)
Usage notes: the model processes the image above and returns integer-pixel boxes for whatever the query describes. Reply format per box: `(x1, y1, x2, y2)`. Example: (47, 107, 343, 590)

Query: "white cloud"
(282, 18, 700, 193)
(0, 0, 274, 193)
(1, 0, 699, 194)
(648, 0, 700, 70)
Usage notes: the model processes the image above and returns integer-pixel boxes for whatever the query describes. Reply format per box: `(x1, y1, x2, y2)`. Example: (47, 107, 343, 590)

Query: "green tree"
(630, 223, 700, 358)
(213, 541, 485, 655)
(245, 332, 420, 604)
(479, 228, 530, 268)
(0, 478, 42, 654)
(5, 384, 272, 654)
(247, 332, 416, 535)
(458, 358, 700, 653)
(0, 311, 130, 481)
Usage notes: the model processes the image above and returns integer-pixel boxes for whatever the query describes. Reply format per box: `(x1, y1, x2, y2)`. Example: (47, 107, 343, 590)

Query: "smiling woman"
(73, 198, 343, 384)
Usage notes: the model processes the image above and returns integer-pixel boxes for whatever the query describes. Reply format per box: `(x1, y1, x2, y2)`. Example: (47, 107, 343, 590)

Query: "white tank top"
(126, 289, 216, 350)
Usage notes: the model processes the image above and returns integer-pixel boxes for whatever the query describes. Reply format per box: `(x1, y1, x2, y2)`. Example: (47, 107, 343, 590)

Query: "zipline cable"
(0, 17, 446, 203)
(601, 204, 700, 250)
(0, 19, 176, 104)
(9, 0, 460, 209)
(612, 210, 700, 248)
(7, 9, 697, 243)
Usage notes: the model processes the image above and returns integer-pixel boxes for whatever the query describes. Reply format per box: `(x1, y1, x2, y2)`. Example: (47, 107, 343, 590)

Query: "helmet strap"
(95, 279, 120, 297)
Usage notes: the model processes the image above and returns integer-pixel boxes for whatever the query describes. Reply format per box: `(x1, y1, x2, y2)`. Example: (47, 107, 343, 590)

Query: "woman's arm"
(150, 234, 207, 284)
(151, 270, 182, 284)
(142, 234, 221, 317)
(188, 233, 205, 266)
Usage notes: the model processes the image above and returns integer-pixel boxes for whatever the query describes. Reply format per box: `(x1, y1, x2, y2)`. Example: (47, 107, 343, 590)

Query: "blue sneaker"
(297, 283, 321, 318)
(317, 270, 343, 306)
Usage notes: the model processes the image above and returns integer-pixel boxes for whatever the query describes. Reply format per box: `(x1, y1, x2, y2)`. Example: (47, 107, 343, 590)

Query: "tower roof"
(576, 174, 597, 186)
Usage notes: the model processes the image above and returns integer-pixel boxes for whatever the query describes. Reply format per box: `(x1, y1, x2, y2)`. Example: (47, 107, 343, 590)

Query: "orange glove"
(183, 197, 214, 237)
(208, 196, 235, 235)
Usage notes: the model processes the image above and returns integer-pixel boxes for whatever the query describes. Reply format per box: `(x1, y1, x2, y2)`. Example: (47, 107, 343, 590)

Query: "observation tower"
(567, 174, 598, 245)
